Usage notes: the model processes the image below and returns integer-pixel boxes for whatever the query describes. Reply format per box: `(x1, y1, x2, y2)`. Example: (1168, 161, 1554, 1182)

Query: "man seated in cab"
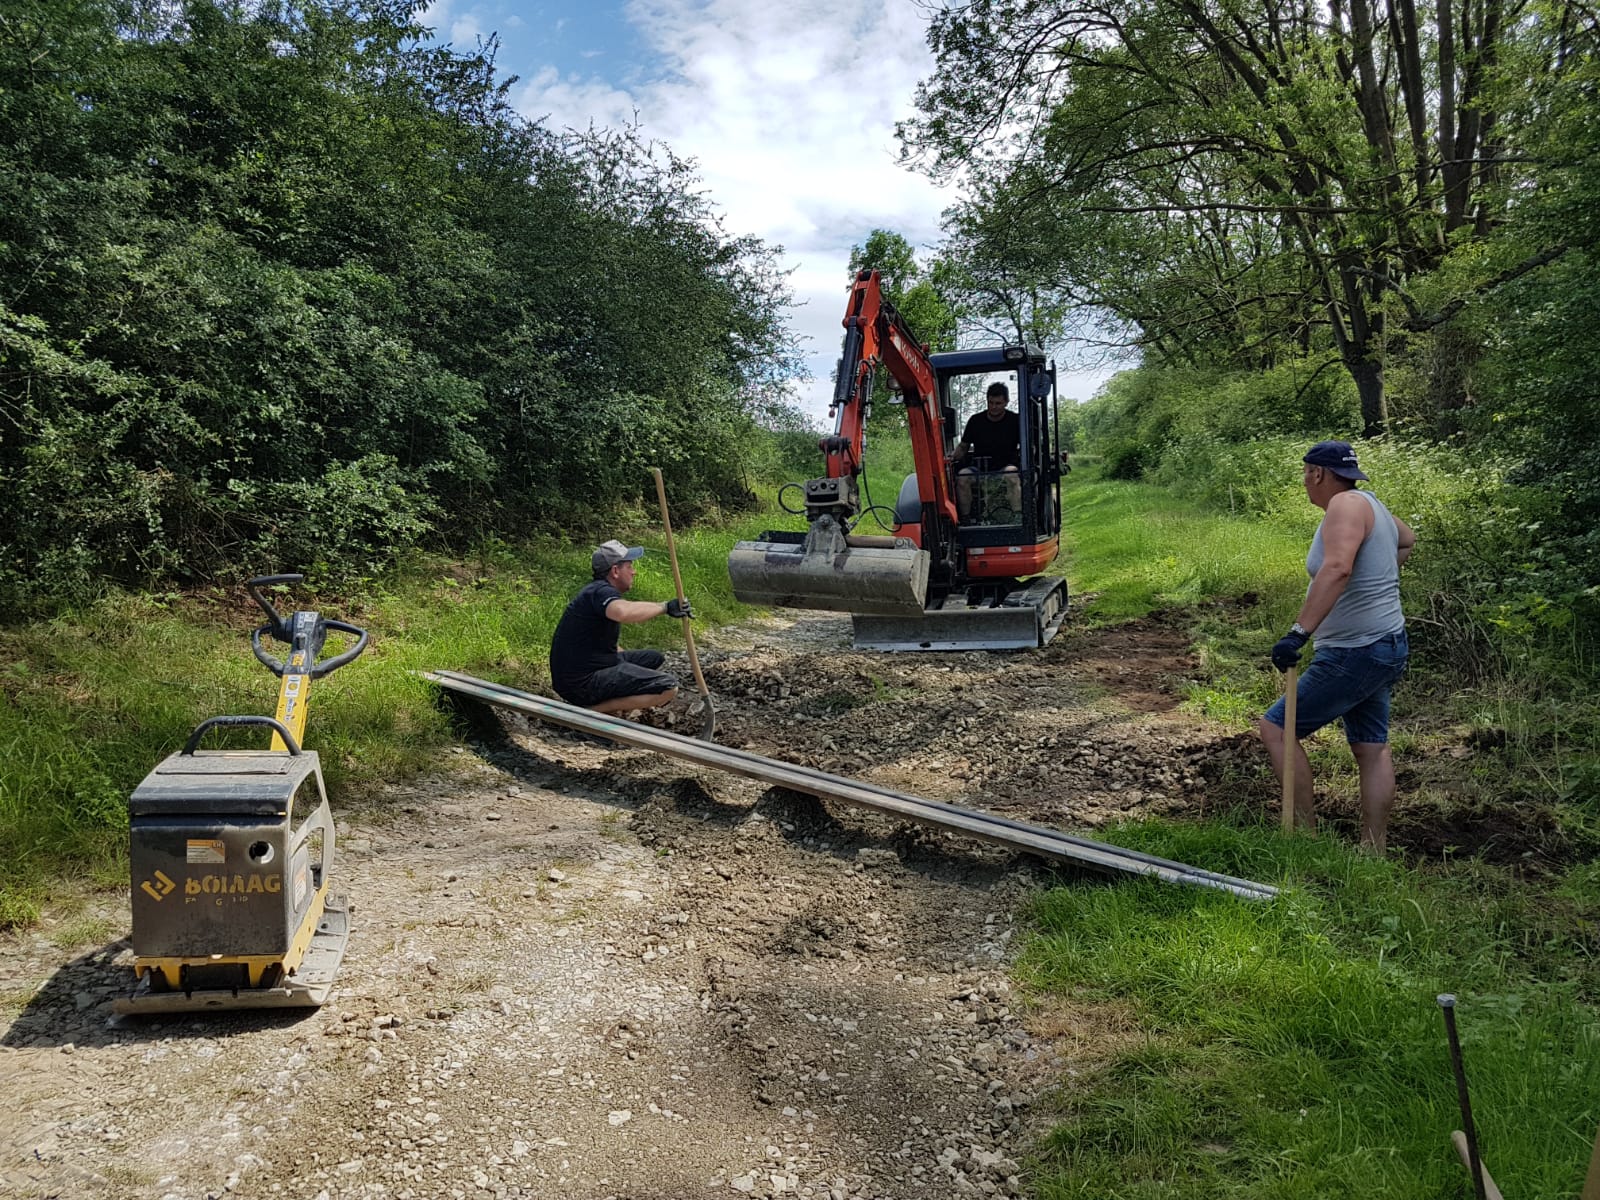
(549, 540, 691, 714)
(947, 381, 1023, 521)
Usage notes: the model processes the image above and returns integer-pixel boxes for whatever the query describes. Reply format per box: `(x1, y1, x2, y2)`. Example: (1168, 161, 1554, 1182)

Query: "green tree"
(900, 0, 1590, 434)
(0, 0, 800, 609)
(1461, 55, 1600, 623)
(844, 230, 956, 442)
(848, 229, 956, 352)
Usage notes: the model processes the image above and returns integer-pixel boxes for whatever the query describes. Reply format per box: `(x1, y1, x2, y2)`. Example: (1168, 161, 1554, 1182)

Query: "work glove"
(1270, 628, 1309, 671)
(665, 597, 693, 619)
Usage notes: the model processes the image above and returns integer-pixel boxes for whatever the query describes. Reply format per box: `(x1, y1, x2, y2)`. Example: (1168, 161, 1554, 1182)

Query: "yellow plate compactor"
(116, 574, 368, 1015)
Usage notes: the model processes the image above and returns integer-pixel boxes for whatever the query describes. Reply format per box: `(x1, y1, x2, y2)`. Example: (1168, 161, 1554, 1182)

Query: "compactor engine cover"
(119, 745, 347, 1013)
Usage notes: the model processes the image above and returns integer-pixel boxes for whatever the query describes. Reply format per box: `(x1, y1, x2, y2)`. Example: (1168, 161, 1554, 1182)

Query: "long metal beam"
(423, 670, 1278, 902)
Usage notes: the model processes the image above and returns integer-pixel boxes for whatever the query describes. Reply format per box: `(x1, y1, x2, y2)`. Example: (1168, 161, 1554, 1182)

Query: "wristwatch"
(1290, 622, 1309, 637)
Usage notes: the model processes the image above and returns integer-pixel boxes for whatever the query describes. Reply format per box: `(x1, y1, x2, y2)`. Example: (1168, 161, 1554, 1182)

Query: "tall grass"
(1063, 473, 1310, 624)
(1070, 449, 1600, 796)
(1036, 464, 1600, 1198)
(0, 498, 786, 925)
(1149, 432, 1598, 688)
(1026, 823, 1600, 1198)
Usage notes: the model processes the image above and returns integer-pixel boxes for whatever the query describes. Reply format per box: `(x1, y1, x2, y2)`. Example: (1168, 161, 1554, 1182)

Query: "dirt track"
(1, 609, 1270, 1200)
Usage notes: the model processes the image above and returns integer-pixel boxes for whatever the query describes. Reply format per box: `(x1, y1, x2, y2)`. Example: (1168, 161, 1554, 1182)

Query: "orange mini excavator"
(729, 269, 1069, 651)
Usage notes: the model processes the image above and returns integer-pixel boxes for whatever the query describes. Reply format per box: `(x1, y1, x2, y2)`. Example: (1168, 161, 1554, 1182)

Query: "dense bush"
(1081, 361, 1359, 490)
(0, 0, 800, 612)
(1083, 400, 1595, 677)
(1466, 111, 1600, 644)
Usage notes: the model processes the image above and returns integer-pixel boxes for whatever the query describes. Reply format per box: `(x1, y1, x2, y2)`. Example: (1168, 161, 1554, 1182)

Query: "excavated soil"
(0, 609, 1363, 1200)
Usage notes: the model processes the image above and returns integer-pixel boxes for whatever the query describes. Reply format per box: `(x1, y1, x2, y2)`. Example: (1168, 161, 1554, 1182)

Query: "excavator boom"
(728, 271, 947, 617)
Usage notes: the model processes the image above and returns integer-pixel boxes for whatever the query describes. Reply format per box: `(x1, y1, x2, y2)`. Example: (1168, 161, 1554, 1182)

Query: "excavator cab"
(938, 357, 1062, 536)
(730, 270, 1068, 651)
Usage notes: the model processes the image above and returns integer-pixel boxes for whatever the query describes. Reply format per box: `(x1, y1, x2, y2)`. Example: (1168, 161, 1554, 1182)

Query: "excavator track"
(423, 670, 1276, 902)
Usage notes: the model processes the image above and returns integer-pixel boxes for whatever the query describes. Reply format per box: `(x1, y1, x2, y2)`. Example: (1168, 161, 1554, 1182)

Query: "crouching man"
(549, 539, 691, 714)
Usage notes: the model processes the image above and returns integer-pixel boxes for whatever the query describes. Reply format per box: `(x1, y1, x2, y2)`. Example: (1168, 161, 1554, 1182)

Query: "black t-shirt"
(960, 409, 1021, 469)
(549, 579, 623, 688)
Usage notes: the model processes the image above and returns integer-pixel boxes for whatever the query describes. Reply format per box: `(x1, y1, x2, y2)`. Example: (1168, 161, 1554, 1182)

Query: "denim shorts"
(1264, 629, 1409, 744)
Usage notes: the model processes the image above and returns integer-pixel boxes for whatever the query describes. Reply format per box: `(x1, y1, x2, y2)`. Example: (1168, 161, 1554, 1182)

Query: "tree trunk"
(1345, 356, 1387, 436)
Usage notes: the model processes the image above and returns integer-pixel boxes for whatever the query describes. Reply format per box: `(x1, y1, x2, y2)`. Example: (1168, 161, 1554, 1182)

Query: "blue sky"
(419, 0, 1119, 420)
(468, 2, 655, 89)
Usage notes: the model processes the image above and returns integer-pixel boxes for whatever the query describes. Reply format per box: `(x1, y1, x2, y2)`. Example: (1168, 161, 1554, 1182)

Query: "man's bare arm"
(1395, 515, 1416, 567)
(1296, 491, 1371, 632)
(606, 599, 669, 624)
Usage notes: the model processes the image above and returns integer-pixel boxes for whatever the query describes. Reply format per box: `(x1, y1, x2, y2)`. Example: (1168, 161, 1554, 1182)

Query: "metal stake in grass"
(1439, 993, 1491, 1200)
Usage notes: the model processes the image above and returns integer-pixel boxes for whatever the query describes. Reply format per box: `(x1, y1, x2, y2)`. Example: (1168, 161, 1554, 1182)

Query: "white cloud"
(511, 0, 956, 422)
(518, 65, 641, 132)
(424, 0, 1127, 419)
(419, 0, 490, 53)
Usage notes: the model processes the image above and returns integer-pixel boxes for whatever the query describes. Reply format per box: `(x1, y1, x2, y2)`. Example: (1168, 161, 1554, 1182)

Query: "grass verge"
(1028, 823, 1600, 1197)
(1063, 469, 1311, 625)
(0, 499, 790, 925)
(1035, 465, 1600, 1197)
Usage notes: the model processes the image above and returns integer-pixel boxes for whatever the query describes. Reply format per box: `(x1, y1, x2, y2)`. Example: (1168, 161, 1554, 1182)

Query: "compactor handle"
(311, 620, 369, 678)
(249, 618, 370, 677)
(181, 715, 303, 756)
(249, 625, 290, 674)
(246, 574, 303, 641)
(244, 574, 370, 678)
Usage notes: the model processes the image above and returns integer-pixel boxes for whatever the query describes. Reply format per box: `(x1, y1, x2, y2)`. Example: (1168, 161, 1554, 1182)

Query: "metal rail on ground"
(422, 670, 1278, 902)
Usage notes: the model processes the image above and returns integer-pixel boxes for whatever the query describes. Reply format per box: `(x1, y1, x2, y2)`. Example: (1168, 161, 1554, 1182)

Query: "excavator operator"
(947, 381, 1022, 521)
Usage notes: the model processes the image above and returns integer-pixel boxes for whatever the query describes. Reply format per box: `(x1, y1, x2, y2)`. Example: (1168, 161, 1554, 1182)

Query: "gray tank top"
(1306, 490, 1405, 648)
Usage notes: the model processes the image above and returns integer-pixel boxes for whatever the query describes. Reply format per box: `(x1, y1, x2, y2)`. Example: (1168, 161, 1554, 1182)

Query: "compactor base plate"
(113, 895, 349, 1015)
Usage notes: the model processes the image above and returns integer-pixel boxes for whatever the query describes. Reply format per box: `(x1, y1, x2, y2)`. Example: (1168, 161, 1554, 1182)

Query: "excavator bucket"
(729, 518, 930, 617)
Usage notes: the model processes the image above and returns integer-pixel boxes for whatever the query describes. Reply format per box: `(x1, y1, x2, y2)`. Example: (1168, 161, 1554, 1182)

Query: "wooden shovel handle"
(650, 468, 709, 699)
(1451, 1131, 1504, 1200)
(1282, 664, 1298, 833)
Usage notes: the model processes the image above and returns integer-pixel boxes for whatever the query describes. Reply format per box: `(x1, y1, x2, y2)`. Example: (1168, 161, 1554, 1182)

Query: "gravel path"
(1, 609, 1260, 1199)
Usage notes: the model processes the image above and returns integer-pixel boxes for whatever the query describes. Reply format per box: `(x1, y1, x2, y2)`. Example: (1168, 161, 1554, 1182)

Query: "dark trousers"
(557, 650, 677, 707)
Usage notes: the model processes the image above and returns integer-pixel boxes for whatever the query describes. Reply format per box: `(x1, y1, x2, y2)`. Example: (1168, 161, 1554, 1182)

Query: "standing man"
(550, 539, 691, 714)
(1259, 441, 1416, 852)
(947, 381, 1022, 520)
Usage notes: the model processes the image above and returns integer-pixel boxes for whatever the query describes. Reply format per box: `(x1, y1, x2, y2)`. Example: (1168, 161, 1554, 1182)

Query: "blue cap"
(1303, 440, 1368, 480)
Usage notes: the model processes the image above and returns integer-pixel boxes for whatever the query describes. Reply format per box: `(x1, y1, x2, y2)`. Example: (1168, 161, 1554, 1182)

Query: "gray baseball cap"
(592, 539, 645, 572)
